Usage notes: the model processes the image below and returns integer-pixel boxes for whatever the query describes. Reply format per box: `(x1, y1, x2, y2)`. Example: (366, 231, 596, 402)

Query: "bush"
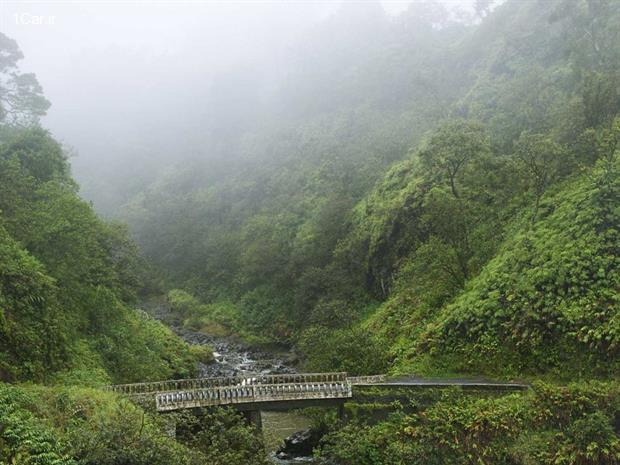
(189, 344, 215, 365)
(0, 383, 273, 465)
(0, 385, 75, 465)
(175, 408, 269, 465)
(298, 326, 389, 375)
(167, 289, 202, 317)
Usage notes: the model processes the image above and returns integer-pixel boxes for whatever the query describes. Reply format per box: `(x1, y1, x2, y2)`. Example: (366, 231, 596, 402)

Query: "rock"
(276, 428, 322, 458)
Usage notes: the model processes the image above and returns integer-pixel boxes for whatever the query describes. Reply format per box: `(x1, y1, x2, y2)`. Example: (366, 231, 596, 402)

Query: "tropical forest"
(0, 0, 618, 464)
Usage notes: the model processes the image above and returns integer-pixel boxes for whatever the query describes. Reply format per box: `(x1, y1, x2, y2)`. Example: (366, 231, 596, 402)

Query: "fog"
(1, 0, 477, 213)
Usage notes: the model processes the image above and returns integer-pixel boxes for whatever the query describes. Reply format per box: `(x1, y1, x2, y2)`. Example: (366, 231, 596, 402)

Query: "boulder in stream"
(276, 428, 322, 459)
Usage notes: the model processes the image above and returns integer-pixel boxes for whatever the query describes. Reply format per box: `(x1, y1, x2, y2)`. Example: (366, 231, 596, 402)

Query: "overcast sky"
(0, 0, 476, 184)
(1, 2, 335, 145)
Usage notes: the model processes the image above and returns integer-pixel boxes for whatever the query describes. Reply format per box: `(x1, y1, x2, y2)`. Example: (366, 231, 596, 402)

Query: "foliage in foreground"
(0, 383, 266, 465)
(317, 382, 620, 465)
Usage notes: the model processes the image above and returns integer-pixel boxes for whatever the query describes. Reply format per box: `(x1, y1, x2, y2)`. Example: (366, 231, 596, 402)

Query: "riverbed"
(144, 303, 317, 463)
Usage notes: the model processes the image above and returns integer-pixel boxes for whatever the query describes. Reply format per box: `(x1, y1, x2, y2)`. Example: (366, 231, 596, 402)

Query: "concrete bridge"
(108, 373, 379, 412)
(107, 372, 528, 413)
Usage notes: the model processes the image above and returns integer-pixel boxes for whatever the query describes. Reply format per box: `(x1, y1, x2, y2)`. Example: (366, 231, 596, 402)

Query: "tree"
(0, 126, 69, 184)
(0, 33, 50, 126)
(514, 133, 566, 221)
(419, 121, 490, 199)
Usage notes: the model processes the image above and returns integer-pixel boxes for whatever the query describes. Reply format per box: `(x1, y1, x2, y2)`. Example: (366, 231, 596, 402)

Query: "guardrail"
(155, 381, 353, 411)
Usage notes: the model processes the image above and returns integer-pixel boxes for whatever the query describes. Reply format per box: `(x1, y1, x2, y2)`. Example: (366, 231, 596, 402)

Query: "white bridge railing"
(107, 372, 528, 412)
(155, 380, 353, 411)
(107, 372, 350, 396)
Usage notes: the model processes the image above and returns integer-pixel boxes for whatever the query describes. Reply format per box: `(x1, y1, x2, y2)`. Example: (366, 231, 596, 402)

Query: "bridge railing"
(107, 372, 349, 396)
(105, 376, 241, 396)
(155, 380, 353, 411)
(348, 375, 387, 385)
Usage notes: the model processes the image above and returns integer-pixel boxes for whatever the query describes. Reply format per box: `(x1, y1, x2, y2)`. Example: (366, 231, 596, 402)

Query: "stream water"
(145, 303, 317, 463)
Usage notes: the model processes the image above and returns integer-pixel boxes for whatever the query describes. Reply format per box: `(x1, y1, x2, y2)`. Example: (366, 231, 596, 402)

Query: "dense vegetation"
(317, 382, 620, 465)
(0, 34, 265, 465)
(0, 125, 197, 385)
(0, 383, 267, 465)
(110, 0, 620, 462)
(115, 0, 619, 379)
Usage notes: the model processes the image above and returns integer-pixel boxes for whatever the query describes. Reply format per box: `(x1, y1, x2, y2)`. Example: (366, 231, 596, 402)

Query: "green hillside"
(123, 0, 619, 381)
(370, 148, 619, 379)
(0, 128, 197, 384)
(0, 36, 265, 464)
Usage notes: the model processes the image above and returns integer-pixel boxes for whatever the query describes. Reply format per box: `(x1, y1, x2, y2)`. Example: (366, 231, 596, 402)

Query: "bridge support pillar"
(243, 410, 262, 433)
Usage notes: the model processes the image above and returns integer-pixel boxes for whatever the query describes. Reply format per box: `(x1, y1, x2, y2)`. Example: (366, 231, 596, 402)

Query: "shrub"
(298, 326, 389, 375)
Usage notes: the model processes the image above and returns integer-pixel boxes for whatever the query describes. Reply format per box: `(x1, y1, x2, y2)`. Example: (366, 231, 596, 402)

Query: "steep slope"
(369, 150, 619, 379)
(0, 128, 197, 384)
